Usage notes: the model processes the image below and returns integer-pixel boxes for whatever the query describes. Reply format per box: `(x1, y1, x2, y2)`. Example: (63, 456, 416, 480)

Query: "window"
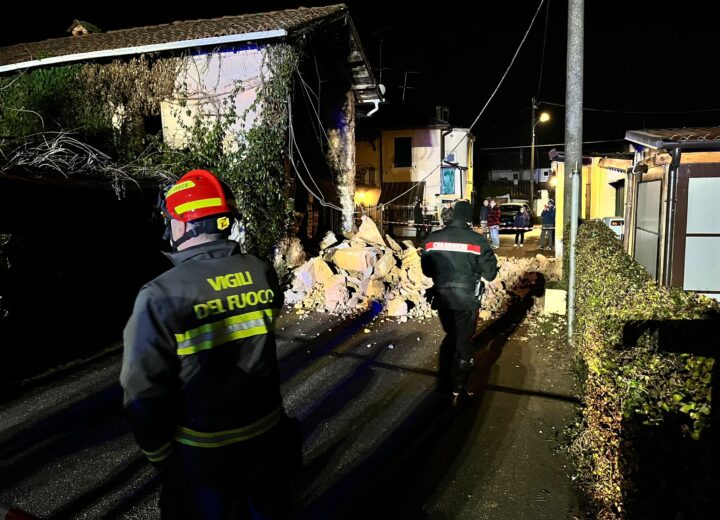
(441, 167, 455, 195)
(355, 165, 376, 186)
(394, 137, 412, 167)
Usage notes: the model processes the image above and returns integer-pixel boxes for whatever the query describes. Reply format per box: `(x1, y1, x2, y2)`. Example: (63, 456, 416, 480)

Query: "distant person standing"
(479, 198, 490, 237)
(540, 199, 556, 250)
(513, 206, 531, 247)
(487, 199, 501, 249)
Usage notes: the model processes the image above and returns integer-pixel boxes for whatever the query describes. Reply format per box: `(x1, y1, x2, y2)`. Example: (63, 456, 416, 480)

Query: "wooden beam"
(680, 151, 720, 164)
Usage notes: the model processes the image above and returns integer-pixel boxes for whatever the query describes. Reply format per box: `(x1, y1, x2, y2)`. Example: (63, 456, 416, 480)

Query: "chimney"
(67, 20, 101, 37)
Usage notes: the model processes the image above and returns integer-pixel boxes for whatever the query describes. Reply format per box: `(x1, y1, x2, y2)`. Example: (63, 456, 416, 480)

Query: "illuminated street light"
(530, 97, 550, 209)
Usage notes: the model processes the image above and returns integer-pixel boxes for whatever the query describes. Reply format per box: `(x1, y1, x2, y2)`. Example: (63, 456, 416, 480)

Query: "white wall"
(161, 46, 267, 150)
(381, 128, 440, 203)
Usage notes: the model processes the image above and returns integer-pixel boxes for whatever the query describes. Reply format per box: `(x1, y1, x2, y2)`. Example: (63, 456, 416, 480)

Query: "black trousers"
(437, 306, 478, 393)
(158, 419, 297, 520)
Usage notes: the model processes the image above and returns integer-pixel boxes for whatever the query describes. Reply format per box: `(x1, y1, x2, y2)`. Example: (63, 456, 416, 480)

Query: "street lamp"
(530, 99, 550, 210)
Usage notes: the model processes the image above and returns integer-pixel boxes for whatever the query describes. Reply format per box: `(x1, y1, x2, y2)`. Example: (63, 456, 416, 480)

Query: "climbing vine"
(0, 45, 298, 260)
(139, 44, 299, 259)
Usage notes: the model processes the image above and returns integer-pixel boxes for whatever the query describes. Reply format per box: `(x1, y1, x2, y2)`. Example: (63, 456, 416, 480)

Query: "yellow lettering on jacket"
(195, 290, 274, 318)
(192, 298, 229, 319)
(226, 289, 274, 311)
(206, 271, 254, 291)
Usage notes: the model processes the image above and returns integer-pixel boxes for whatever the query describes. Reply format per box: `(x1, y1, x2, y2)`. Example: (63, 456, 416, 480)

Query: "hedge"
(571, 220, 719, 519)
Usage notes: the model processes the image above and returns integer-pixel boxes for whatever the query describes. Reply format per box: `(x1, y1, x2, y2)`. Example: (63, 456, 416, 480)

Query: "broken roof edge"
(346, 16, 383, 106)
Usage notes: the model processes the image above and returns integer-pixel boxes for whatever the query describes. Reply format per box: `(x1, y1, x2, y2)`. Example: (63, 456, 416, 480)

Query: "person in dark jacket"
(421, 200, 498, 404)
(121, 170, 294, 519)
(479, 198, 490, 237)
(540, 199, 556, 250)
(513, 206, 531, 247)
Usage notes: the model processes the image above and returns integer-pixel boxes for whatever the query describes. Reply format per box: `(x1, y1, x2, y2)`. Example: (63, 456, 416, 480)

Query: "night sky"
(2, 1, 718, 154)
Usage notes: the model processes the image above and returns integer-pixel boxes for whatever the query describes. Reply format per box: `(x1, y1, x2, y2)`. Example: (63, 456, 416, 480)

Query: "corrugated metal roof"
(0, 5, 346, 67)
(625, 127, 720, 149)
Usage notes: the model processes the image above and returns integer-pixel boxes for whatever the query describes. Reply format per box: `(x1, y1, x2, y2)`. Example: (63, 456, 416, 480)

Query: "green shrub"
(571, 220, 719, 519)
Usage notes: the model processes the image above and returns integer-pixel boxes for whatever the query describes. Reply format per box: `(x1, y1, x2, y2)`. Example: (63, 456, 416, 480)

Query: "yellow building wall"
(381, 129, 438, 185)
(591, 165, 623, 218)
(553, 158, 626, 228)
(356, 139, 381, 186)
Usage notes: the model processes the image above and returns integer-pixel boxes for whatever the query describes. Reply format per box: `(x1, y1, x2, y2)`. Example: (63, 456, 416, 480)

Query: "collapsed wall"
(277, 217, 560, 321)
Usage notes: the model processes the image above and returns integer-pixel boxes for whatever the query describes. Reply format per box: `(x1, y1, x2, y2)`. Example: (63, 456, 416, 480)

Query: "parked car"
(602, 216, 624, 239)
(499, 202, 534, 231)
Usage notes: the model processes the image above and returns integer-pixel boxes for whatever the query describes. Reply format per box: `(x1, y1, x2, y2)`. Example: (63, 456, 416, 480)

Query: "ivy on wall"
(0, 45, 298, 260)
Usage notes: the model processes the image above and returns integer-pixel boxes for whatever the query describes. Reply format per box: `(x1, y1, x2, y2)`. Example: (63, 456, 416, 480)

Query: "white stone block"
(543, 288, 567, 315)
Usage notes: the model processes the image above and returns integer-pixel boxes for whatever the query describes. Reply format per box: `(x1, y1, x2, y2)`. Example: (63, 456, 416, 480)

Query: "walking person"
(487, 199, 501, 249)
(513, 206, 531, 247)
(421, 201, 498, 405)
(121, 169, 296, 519)
(539, 199, 556, 250)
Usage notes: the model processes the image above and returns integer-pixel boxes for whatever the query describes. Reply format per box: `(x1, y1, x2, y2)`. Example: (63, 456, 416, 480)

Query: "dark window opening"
(394, 137, 412, 167)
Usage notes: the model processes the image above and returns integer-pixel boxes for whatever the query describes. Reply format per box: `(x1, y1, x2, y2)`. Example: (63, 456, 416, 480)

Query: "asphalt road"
(0, 281, 581, 519)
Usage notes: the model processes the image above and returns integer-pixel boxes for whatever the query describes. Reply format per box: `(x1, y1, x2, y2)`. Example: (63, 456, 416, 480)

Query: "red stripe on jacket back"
(425, 242, 482, 254)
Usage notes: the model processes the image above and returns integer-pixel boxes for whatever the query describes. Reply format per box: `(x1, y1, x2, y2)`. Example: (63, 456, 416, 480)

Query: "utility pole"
(530, 97, 537, 207)
(565, 0, 584, 343)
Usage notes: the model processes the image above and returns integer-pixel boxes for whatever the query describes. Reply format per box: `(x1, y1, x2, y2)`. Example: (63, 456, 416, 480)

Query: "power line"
(541, 100, 720, 115)
(374, 0, 547, 209)
(477, 138, 625, 151)
(536, 0, 551, 98)
(467, 0, 546, 133)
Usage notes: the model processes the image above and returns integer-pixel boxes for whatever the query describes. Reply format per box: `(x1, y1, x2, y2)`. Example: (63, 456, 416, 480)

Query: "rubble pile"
(282, 217, 561, 322)
(284, 217, 434, 320)
(479, 254, 561, 319)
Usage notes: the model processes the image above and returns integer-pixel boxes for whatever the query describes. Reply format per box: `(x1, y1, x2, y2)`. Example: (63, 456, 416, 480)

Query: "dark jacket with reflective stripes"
(120, 240, 284, 461)
(421, 220, 498, 310)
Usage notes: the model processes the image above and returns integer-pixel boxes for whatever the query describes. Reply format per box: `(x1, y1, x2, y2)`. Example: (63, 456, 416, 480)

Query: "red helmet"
(164, 169, 236, 223)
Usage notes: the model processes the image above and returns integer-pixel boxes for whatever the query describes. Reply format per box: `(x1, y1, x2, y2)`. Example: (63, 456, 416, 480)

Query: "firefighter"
(421, 200, 498, 405)
(120, 169, 294, 519)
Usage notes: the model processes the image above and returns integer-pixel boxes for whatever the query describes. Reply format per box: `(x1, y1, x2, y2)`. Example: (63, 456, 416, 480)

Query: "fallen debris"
(282, 217, 560, 322)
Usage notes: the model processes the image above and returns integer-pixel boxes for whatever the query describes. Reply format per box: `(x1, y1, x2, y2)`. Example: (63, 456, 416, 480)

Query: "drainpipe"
(661, 147, 682, 287)
(440, 127, 452, 198)
(366, 99, 381, 117)
(622, 167, 633, 251)
(625, 158, 647, 253)
(440, 127, 452, 165)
